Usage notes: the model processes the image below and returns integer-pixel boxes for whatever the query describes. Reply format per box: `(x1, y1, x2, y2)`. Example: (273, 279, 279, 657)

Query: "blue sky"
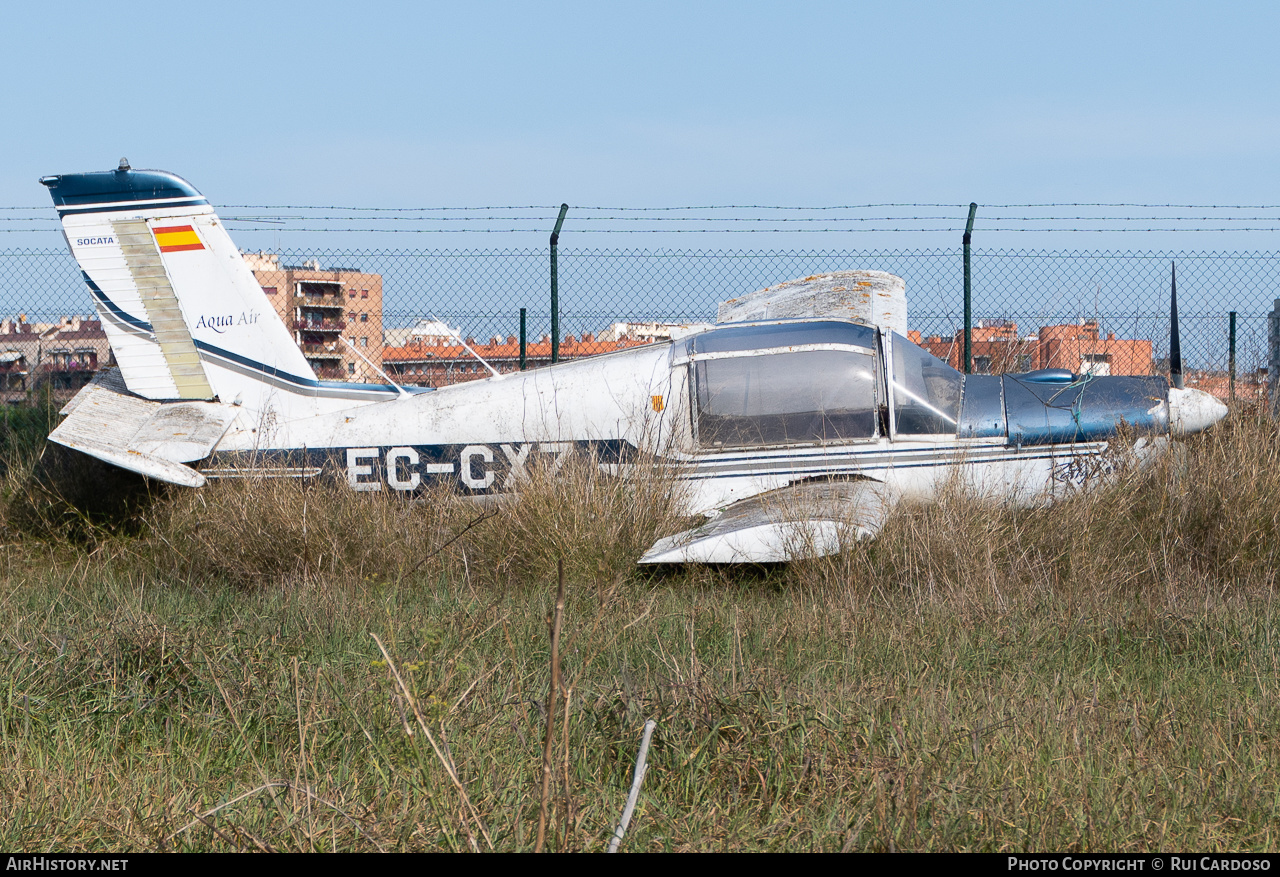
(4, 1, 1280, 250)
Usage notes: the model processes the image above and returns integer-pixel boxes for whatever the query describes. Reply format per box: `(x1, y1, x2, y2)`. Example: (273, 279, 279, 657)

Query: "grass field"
(2, 412, 1279, 851)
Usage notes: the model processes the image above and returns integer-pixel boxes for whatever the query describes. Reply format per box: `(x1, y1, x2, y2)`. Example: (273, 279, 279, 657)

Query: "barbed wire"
(211, 202, 1280, 211)
(220, 226, 1280, 233)
(13, 213, 1280, 228)
(9, 199, 1280, 234)
(11, 225, 1280, 233)
(219, 214, 1280, 223)
(11, 200, 1280, 210)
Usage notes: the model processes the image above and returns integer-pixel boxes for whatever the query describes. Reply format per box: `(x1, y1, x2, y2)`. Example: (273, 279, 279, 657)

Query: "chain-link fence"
(0, 246, 1274, 402)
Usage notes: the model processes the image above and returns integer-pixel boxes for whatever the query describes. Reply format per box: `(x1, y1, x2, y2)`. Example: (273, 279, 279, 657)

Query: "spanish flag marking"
(153, 225, 204, 253)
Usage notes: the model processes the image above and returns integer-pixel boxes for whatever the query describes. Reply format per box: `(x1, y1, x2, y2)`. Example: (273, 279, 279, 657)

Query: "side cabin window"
(687, 322, 880, 449)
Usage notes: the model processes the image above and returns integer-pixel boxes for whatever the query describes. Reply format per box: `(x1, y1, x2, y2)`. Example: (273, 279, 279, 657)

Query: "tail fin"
(41, 164, 318, 409)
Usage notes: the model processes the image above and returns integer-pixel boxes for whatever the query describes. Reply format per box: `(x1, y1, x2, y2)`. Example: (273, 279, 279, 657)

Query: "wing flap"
(639, 480, 897, 564)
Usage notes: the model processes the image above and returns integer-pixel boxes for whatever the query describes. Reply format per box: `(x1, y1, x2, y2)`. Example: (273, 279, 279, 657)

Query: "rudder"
(42, 163, 318, 410)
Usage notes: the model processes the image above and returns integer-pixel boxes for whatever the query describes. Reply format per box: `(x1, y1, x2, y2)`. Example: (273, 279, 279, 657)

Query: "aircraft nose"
(1168, 386, 1228, 436)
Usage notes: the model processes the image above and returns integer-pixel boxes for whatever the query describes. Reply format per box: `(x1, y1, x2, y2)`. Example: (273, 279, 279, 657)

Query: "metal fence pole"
(1229, 310, 1237, 404)
(550, 204, 569, 364)
(963, 202, 977, 374)
(520, 307, 527, 370)
(1270, 300, 1280, 417)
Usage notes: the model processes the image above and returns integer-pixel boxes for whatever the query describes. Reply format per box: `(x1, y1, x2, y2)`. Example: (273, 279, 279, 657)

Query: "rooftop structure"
(383, 318, 462, 349)
(597, 321, 714, 343)
(383, 332, 654, 387)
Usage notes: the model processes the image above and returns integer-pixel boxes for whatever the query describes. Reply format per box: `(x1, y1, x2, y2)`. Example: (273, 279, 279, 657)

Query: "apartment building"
(0, 315, 113, 403)
(913, 319, 1154, 377)
(242, 252, 385, 382)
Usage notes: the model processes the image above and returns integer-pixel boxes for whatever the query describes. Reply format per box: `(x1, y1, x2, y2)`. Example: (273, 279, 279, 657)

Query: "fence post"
(550, 204, 569, 364)
(520, 307, 527, 370)
(1229, 311, 1236, 404)
(1269, 300, 1280, 417)
(963, 202, 977, 374)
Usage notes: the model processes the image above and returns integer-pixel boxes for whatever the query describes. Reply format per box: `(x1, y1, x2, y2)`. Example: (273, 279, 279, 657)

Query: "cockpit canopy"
(673, 320, 962, 449)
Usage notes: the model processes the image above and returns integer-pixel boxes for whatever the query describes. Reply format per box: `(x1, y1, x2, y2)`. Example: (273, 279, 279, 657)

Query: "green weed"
(0, 409, 1278, 850)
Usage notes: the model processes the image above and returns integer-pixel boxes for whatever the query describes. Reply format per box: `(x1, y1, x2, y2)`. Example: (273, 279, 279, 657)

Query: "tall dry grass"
(147, 469, 445, 588)
(455, 454, 690, 587)
(5, 415, 1280, 850)
(143, 453, 690, 590)
(787, 412, 1280, 607)
(1, 446, 155, 544)
(5, 408, 1275, 603)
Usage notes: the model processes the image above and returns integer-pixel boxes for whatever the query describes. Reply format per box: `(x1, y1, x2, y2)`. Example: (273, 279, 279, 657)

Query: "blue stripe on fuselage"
(203, 440, 639, 495)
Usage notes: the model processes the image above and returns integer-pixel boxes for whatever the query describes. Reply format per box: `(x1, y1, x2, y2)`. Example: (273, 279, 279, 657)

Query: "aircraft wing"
(639, 479, 897, 564)
(47, 369, 240, 487)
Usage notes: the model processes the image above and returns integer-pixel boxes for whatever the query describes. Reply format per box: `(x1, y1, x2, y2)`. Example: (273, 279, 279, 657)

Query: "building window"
(348, 362, 355, 375)
(262, 286, 277, 295)
(300, 281, 341, 298)
(348, 312, 356, 320)
(360, 313, 368, 322)
(348, 289, 356, 298)
(359, 337, 367, 347)
(1081, 352, 1112, 376)
(361, 290, 369, 299)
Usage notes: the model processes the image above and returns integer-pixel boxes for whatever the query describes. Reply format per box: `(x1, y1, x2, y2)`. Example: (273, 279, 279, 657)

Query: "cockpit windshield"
(684, 321, 963, 448)
(891, 333, 962, 435)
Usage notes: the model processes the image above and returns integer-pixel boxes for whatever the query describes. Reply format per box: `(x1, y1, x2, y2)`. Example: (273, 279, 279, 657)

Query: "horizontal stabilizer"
(49, 369, 240, 487)
(639, 480, 896, 564)
(52, 438, 207, 488)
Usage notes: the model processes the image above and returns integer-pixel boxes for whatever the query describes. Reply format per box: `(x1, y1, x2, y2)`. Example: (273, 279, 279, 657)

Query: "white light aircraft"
(40, 162, 1228, 563)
